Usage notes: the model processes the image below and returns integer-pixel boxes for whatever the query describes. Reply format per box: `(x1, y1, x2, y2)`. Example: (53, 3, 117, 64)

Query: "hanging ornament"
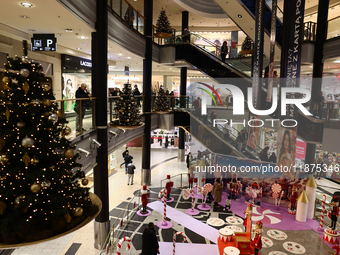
(64, 149, 74, 159)
(31, 99, 41, 105)
(22, 81, 30, 94)
(0, 137, 5, 151)
(64, 213, 72, 223)
(41, 180, 51, 188)
(42, 99, 52, 107)
(21, 56, 31, 63)
(22, 152, 30, 167)
(3, 83, 9, 90)
(48, 113, 58, 124)
(73, 207, 83, 217)
(0, 154, 8, 164)
(62, 126, 71, 136)
(2, 76, 11, 84)
(30, 183, 41, 193)
(16, 120, 26, 128)
(5, 107, 10, 121)
(0, 201, 7, 215)
(22, 136, 34, 147)
(19, 68, 30, 77)
(30, 157, 39, 165)
(15, 195, 26, 205)
(81, 178, 89, 186)
(43, 84, 51, 91)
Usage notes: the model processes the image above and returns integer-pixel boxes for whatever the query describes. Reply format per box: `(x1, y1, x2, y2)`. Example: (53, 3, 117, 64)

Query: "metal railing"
(98, 190, 141, 254)
(160, 173, 189, 189)
(314, 197, 340, 229)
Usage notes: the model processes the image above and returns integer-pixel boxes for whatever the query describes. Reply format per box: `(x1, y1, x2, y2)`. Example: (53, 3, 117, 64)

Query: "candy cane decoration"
(163, 189, 167, 224)
(158, 189, 165, 200)
(319, 194, 326, 230)
(116, 237, 131, 255)
(190, 185, 201, 211)
(173, 232, 187, 255)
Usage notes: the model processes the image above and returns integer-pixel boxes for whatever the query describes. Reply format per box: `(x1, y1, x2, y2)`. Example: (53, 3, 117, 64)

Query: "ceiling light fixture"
(238, 14, 242, 18)
(79, 36, 87, 39)
(21, 2, 33, 8)
(20, 15, 29, 19)
(28, 29, 35, 32)
(127, 57, 131, 59)
(76, 48, 81, 50)
(66, 29, 73, 32)
(80, 43, 86, 46)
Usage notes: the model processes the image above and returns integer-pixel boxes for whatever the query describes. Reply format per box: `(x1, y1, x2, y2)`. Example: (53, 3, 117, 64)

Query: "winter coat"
(124, 155, 133, 164)
(142, 227, 159, 255)
(213, 181, 222, 202)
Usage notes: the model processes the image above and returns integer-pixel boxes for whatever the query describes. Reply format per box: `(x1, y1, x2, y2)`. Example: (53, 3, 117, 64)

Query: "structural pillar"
(307, 0, 329, 166)
(92, 0, 109, 249)
(178, 67, 187, 161)
(182, 11, 189, 34)
(141, 0, 153, 185)
(230, 31, 238, 58)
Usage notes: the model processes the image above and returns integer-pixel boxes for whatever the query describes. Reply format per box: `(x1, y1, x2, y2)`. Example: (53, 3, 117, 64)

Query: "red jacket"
(332, 206, 339, 217)
(291, 192, 298, 205)
(142, 193, 149, 207)
(252, 233, 262, 250)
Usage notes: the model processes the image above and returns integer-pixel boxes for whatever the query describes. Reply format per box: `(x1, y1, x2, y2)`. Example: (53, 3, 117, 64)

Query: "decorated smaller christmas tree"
(155, 9, 173, 36)
(241, 36, 254, 54)
(112, 82, 141, 126)
(154, 86, 170, 112)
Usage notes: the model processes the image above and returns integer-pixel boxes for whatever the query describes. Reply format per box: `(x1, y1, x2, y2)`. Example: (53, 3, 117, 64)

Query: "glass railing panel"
(122, 1, 130, 25)
(111, 0, 121, 16)
(138, 14, 145, 35)
(132, 9, 138, 30)
(327, 16, 340, 39)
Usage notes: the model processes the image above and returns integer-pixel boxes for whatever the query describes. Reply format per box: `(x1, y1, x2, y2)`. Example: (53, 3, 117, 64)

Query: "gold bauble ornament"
(30, 157, 39, 165)
(62, 126, 71, 136)
(30, 183, 41, 193)
(2, 76, 11, 84)
(22, 136, 34, 147)
(81, 178, 89, 186)
(42, 99, 52, 107)
(64, 149, 74, 159)
(73, 207, 83, 217)
(16, 120, 26, 128)
(19, 68, 30, 77)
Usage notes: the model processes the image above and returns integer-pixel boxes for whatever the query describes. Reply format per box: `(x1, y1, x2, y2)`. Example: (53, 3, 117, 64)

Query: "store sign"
(80, 60, 92, 67)
(31, 34, 57, 51)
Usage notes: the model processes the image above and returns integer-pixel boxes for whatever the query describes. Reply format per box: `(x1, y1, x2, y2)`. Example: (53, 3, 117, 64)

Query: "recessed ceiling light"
(238, 14, 242, 18)
(66, 29, 73, 32)
(76, 48, 81, 50)
(118, 53, 122, 56)
(28, 29, 35, 32)
(79, 36, 87, 39)
(127, 57, 131, 59)
(21, 2, 33, 8)
(20, 15, 29, 19)
(80, 43, 86, 46)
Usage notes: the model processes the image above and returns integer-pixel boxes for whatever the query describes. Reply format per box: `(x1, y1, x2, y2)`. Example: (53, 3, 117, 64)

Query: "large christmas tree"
(241, 36, 254, 52)
(154, 86, 170, 112)
(156, 9, 172, 33)
(0, 41, 96, 244)
(112, 82, 141, 126)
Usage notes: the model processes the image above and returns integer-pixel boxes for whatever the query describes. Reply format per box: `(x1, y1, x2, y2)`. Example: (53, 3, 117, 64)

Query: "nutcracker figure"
(243, 203, 253, 232)
(252, 221, 263, 255)
(165, 175, 173, 200)
(330, 196, 339, 230)
(141, 185, 149, 214)
(290, 184, 298, 211)
(230, 177, 237, 200)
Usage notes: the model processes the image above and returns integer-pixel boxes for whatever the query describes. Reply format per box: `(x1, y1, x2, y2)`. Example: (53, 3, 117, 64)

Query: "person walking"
(75, 83, 91, 132)
(120, 147, 129, 169)
(221, 41, 228, 63)
(186, 152, 192, 169)
(127, 162, 135, 185)
(123, 152, 133, 174)
(212, 178, 223, 208)
(313, 91, 324, 119)
(237, 129, 246, 152)
(259, 147, 270, 162)
(133, 84, 141, 108)
(183, 26, 190, 43)
(142, 222, 160, 255)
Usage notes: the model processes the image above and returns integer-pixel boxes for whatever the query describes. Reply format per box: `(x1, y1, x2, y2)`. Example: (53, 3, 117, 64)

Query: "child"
(224, 196, 231, 212)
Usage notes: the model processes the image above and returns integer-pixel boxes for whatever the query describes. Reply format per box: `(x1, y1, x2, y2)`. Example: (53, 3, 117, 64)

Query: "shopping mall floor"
(8, 147, 337, 255)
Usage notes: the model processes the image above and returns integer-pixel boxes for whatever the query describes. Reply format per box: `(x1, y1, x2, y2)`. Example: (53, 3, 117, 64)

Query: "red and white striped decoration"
(319, 194, 327, 230)
(190, 189, 195, 211)
(163, 189, 167, 224)
(173, 231, 187, 255)
(116, 236, 131, 255)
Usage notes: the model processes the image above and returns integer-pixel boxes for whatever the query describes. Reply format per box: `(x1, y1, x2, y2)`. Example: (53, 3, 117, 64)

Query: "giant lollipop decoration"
(197, 183, 213, 211)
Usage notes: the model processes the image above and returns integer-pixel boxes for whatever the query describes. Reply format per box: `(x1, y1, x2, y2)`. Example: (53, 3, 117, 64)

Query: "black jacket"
(142, 227, 159, 255)
(127, 163, 135, 174)
(124, 155, 133, 164)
